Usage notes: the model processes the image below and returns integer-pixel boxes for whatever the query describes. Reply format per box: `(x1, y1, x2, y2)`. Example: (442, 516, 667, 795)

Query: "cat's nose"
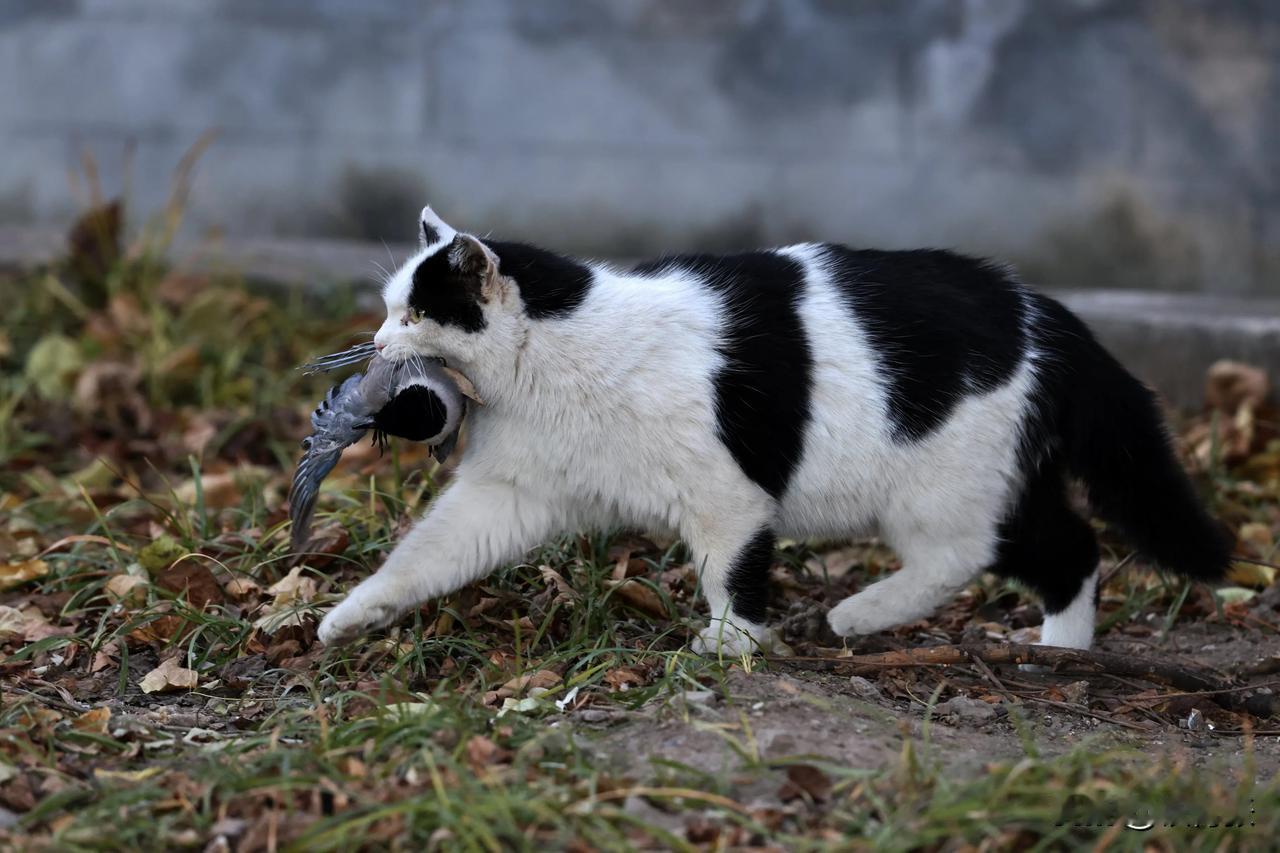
(374, 343, 386, 352)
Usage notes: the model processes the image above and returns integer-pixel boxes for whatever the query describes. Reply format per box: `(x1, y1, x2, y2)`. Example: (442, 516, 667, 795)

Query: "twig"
(1098, 552, 1137, 590)
(1232, 556, 1280, 572)
(769, 643, 1279, 717)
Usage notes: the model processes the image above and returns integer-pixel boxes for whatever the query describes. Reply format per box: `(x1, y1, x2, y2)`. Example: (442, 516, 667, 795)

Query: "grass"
(3, 200, 1280, 850)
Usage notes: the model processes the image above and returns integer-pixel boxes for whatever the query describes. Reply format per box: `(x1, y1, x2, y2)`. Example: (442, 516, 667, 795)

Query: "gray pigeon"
(289, 344, 467, 551)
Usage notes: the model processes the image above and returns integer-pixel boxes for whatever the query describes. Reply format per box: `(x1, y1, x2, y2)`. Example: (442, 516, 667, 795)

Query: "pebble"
(679, 689, 717, 706)
(848, 676, 882, 700)
(934, 696, 999, 722)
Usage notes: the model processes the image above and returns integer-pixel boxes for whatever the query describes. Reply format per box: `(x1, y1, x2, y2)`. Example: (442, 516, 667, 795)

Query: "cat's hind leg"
(990, 463, 1101, 650)
(826, 526, 998, 638)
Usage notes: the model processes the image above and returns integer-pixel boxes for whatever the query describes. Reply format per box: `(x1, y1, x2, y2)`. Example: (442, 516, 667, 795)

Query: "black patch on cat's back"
(485, 241, 594, 319)
(636, 251, 813, 499)
(823, 246, 1026, 442)
(410, 249, 486, 333)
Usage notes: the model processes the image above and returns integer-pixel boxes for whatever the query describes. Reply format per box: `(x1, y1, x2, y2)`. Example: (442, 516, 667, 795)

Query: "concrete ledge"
(1057, 290, 1280, 408)
(2, 226, 1276, 408)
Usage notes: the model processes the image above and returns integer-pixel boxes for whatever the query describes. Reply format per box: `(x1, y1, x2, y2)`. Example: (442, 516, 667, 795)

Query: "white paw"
(691, 619, 792, 658)
(827, 593, 899, 637)
(317, 594, 399, 646)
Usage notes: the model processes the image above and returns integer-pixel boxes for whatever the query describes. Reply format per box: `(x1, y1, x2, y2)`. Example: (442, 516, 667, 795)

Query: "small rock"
(934, 696, 999, 723)
(1060, 681, 1089, 705)
(848, 676, 881, 700)
(679, 689, 717, 706)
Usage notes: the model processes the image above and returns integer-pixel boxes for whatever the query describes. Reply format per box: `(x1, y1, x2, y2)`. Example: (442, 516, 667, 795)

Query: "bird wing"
(289, 371, 380, 551)
(288, 353, 472, 552)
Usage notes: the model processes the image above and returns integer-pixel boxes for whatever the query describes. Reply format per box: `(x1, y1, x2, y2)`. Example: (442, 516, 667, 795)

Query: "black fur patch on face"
(486, 241, 593, 319)
(372, 384, 447, 443)
(420, 221, 440, 245)
(823, 247, 1026, 443)
(726, 527, 775, 625)
(409, 245, 486, 333)
(637, 251, 813, 499)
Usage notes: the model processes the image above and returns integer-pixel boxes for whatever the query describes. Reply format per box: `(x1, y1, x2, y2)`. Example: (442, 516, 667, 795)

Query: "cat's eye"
(401, 308, 424, 326)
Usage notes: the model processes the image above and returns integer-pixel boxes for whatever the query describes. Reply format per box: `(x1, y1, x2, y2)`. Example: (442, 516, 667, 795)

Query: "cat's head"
(374, 207, 524, 375)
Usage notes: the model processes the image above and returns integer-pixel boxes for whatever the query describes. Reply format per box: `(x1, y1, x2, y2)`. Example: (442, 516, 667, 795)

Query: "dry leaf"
(0, 558, 49, 591)
(91, 640, 120, 673)
(604, 577, 668, 619)
(464, 735, 511, 773)
(539, 565, 578, 606)
(603, 667, 648, 691)
(500, 670, 562, 696)
(266, 566, 316, 606)
(0, 605, 65, 643)
(611, 554, 648, 581)
(73, 707, 111, 735)
(1206, 361, 1268, 413)
(0, 606, 27, 641)
(779, 764, 832, 803)
(1237, 522, 1274, 559)
(104, 572, 148, 605)
(156, 562, 224, 609)
(73, 361, 151, 433)
(224, 576, 262, 600)
(174, 466, 270, 510)
(1228, 561, 1276, 588)
(139, 657, 199, 694)
(252, 566, 318, 635)
(441, 366, 484, 405)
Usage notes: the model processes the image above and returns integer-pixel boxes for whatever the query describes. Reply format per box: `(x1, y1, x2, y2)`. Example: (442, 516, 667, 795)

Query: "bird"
(288, 342, 469, 551)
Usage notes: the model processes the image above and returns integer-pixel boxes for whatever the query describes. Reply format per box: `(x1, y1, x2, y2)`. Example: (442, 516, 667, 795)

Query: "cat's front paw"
(691, 619, 792, 658)
(318, 594, 399, 646)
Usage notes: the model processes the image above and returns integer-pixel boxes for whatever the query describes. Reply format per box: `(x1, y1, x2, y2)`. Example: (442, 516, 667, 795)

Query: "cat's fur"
(317, 206, 1232, 654)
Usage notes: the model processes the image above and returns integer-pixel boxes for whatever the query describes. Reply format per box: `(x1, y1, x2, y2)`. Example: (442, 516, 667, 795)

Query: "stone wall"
(2, 0, 1278, 293)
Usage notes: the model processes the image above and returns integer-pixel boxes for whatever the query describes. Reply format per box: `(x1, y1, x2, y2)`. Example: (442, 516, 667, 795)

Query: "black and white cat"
(316, 206, 1231, 655)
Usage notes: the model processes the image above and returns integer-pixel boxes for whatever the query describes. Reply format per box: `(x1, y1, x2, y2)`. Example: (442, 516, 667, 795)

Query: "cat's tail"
(1031, 295, 1233, 582)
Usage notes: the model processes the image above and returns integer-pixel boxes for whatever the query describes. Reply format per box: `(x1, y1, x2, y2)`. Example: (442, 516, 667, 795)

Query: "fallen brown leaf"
(91, 640, 120, 673)
(603, 667, 648, 691)
(1206, 360, 1268, 413)
(501, 669, 562, 696)
(779, 764, 832, 803)
(464, 734, 511, 773)
(104, 572, 149, 605)
(73, 707, 111, 735)
(441, 366, 484, 405)
(139, 657, 199, 694)
(604, 577, 668, 619)
(0, 558, 49, 591)
(224, 576, 262, 600)
(265, 566, 317, 606)
(156, 562, 224, 609)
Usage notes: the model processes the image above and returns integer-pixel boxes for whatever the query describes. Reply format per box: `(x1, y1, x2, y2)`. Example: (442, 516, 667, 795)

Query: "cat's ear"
(448, 233, 505, 301)
(419, 205, 456, 247)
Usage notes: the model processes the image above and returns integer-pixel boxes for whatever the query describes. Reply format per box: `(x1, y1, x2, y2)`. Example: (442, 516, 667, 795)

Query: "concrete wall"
(3, 0, 1278, 294)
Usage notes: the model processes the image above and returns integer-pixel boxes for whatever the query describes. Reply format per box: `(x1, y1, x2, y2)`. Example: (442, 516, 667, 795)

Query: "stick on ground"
(771, 643, 1279, 718)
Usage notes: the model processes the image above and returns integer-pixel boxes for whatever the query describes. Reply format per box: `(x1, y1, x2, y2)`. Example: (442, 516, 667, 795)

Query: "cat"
(316, 205, 1232, 655)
